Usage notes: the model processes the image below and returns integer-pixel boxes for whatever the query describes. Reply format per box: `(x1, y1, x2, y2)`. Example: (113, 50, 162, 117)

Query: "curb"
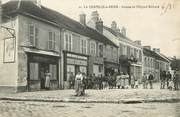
(0, 97, 180, 104)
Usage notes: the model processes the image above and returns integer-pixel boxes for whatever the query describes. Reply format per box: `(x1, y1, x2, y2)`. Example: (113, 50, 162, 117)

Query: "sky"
(2, 0, 180, 58)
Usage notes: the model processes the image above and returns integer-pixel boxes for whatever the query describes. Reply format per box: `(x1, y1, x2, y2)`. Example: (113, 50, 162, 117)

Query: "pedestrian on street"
(130, 73, 135, 89)
(148, 73, 154, 89)
(142, 73, 148, 89)
(135, 78, 139, 89)
(45, 70, 51, 90)
(160, 71, 166, 89)
(116, 73, 121, 89)
(68, 72, 75, 89)
(166, 71, 172, 89)
(174, 70, 180, 90)
(74, 71, 84, 96)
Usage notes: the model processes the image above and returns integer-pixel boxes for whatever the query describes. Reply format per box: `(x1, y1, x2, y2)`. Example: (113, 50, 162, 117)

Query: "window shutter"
(35, 27, 39, 47)
(29, 24, 34, 46)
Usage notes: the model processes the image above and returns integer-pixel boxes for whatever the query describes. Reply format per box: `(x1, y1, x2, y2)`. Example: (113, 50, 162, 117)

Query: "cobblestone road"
(0, 100, 179, 117)
(0, 83, 179, 103)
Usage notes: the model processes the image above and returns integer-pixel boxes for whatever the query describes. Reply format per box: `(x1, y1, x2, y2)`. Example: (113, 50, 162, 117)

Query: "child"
(168, 79, 174, 91)
(135, 79, 139, 89)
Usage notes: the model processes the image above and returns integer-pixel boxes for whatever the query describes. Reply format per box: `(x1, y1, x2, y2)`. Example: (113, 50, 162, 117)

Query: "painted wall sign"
(3, 38, 16, 63)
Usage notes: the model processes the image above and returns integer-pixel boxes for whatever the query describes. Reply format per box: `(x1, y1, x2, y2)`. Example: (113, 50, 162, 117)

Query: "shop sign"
(3, 38, 16, 63)
(67, 58, 87, 66)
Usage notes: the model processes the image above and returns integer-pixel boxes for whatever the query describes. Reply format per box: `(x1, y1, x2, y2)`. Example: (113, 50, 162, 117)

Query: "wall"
(0, 17, 19, 93)
(17, 15, 61, 91)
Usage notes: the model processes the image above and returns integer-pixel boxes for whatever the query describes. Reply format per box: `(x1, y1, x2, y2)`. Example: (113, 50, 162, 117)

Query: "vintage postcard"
(0, 0, 180, 117)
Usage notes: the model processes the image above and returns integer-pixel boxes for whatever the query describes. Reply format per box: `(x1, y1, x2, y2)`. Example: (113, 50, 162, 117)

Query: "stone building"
(0, 1, 118, 92)
(88, 12, 143, 80)
(143, 46, 170, 81)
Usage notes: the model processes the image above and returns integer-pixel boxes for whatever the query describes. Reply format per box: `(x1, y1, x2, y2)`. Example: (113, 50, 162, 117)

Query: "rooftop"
(2, 0, 118, 47)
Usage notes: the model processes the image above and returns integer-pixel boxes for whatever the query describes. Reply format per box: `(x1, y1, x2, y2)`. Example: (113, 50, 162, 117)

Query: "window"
(80, 39, 87, 54)
(99, 44, 103, 57)
(29, 63, 39, 80)
(111, 47, 113, 58)
(99, 65, 103, 72)
(139, 50, 142, 62)
(49, 64, 57, 80)
(119, 43, 123, 56)
(123, 45, 126, 55)
(90, 41, 96, 55)
(64, 33, 72, 51)
(48, 32, 56, 50)
(127, 46, 130, 57)
(29, 23, 38, 47)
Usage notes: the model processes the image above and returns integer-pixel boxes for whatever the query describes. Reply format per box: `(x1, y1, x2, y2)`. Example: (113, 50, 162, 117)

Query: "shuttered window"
(29, 23, 38, 47)
(48, 32, 56, 50)
(49, 64, 57, 80)
(29, 63, 39, 80)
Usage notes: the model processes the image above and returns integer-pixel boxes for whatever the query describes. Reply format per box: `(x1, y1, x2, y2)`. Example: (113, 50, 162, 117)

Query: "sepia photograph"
(0, 0, 180, 117)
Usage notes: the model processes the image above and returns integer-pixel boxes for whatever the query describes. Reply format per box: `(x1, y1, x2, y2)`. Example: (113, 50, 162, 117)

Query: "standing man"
(69, 72, 75, 89)
(148, 73, 154, 89)
(142, 73, 148, 89)
(160, 71, 166, 89)
(166, 71, 172, 89)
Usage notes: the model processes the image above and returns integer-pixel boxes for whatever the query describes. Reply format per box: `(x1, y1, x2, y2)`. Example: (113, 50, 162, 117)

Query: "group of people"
(160, 70, 180, 90)
(69, 69, 180, 96)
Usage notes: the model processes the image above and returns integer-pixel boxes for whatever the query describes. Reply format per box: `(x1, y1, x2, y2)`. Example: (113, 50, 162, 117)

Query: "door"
(39, 63, 49, 89)
(75, 65, 80, 75)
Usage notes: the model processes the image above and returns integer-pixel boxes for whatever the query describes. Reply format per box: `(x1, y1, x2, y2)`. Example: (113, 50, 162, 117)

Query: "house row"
(143, 46, 171, 81)
(0, 0, 118, 92)
(0, 0, 171, 92)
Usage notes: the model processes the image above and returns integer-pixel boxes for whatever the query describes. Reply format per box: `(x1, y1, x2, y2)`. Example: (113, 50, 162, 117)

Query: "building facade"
(0, 1, 118, 92)
(143, 46, 170, 81)
(88, 12, 143, 81)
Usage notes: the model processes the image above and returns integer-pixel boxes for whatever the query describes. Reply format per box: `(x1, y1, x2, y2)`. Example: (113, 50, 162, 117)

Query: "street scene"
(0, 0, 180, 117)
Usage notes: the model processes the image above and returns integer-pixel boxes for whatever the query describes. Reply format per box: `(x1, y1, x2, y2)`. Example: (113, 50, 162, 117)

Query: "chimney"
(111, 21, 117, 30)
(79, 13, 86, 25)
(143, 46, 151, 50)
(153, 48, 160, 53)
(95, 18, 103, 34)
(91, 11, 99, 22)
(134, 40, 141, 46)
(121, 27, 126, 36)
(31, 0, 41, 8)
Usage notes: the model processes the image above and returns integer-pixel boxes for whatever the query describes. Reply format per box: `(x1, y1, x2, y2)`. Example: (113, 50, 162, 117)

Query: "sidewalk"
(0, 84, 179, 104)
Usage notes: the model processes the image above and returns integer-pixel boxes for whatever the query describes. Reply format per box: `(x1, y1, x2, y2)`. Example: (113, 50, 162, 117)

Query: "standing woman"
(130, 73, 135, 89)
(74, 72, 83, 96)
(45, 70, 51, 90)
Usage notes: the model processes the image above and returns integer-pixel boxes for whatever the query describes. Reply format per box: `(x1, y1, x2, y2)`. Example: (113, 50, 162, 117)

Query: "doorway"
(39, 63, 49, 89)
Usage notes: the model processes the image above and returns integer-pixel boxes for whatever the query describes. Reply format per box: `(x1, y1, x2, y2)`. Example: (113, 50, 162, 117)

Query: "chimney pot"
(95, 18, 103, 34)
(143, 46, 151, 50)
(121, 27, 126, 36)
(79, 13, 86, 25)
(91, 11, 99, 22)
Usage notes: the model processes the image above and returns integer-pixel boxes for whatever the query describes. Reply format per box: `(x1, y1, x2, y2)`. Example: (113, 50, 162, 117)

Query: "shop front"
(63, 51, 88, 88)
(27, 53, 59, 91)
(104, 61, 119, 76)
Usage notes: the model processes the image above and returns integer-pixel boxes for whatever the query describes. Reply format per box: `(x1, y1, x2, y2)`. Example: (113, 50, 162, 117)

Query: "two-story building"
(143, 46, 170, 81)
(0, 0, 118, 92)
(88, 11, 143, 80)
